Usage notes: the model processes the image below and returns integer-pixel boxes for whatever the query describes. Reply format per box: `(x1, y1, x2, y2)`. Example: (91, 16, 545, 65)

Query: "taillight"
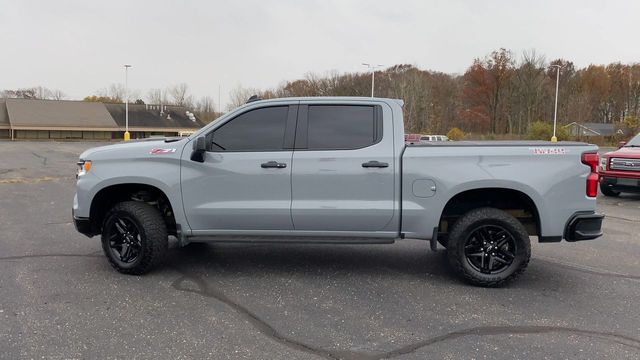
(581, 152, 599, 197)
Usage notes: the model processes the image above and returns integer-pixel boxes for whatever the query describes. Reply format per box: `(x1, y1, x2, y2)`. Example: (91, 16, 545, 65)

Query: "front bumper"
(72, 208, 95, 238)
(600, 176, 640, 193)
(564, 212, 604, 242)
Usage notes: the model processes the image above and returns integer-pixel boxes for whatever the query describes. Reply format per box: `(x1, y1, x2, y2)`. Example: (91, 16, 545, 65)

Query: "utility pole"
(550, 64, 561, 142)
(124, 64, 132, 141)
(362, 63, 383, 97)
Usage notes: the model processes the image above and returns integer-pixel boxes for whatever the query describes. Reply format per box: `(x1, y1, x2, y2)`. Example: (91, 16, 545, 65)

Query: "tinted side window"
(210, 106, 288, 151)
(307, 105, 377, 150)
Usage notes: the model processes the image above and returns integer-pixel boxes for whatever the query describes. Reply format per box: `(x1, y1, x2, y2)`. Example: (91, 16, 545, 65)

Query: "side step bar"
(186, 235, 397, 245)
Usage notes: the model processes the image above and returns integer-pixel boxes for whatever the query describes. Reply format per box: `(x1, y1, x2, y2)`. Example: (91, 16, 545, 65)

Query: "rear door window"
(306, 105, 380, 150)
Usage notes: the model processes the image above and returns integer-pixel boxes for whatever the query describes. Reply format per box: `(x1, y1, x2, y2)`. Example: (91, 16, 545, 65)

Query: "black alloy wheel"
(106, 216, 143, 265)
(463, 225, 516, 274)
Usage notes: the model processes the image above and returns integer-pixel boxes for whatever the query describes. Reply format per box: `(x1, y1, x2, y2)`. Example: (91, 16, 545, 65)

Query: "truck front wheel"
(447, 207, 530, 287)
(101, 201, 168, 275)
(599, 183, 620, 197)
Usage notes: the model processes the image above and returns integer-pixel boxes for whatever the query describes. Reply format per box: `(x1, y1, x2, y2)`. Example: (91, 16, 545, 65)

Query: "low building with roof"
(0, 99, 10, 139)
(563, 122, 619, 137)
(105, 103, 202, 139)
(1, 98, 204, 140)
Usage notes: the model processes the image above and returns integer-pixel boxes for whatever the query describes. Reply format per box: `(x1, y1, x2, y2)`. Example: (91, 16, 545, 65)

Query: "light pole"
(362, 63, 383, 97)
(124, 64, 132, 141)
(550, 64, 561, 142)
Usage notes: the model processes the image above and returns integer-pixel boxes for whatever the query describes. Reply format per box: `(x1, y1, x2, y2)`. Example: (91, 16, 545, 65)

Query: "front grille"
(610, 157, 640, 171)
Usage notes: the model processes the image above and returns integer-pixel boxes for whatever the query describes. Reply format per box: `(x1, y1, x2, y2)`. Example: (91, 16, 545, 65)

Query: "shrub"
(527, 121, 568, 141)
(446, 127, 466, 141)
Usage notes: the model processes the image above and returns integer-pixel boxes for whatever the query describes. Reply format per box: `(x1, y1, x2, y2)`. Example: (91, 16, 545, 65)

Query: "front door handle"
(261, 161, 287, 169)
(362, 160, 389, 168)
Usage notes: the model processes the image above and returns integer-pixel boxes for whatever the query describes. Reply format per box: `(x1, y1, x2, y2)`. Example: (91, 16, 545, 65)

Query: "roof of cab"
(237, 96, 403, 108)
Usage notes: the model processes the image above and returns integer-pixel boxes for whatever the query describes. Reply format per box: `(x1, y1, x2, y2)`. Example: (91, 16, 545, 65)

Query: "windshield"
(626, 133, 640, 146)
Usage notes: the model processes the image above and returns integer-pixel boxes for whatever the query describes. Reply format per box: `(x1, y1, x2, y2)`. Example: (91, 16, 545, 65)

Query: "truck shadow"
(164, 240, 592, 290)
(169, 240, 458, 282)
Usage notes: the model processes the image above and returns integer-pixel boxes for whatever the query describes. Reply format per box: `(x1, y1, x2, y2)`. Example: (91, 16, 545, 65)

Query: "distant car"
(420, 135, 449, 142)
(404, 133, 421, 144)
(598, 133, 640, 196)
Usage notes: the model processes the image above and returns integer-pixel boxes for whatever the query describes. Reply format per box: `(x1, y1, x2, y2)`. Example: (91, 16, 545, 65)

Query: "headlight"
(599, 157, 607, 171)
(76, 160, 92, 178)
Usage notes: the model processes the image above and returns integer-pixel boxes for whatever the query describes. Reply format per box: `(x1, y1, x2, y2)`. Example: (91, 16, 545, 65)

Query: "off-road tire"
(101, 201, 168, 275)
(447, 207, 531, 287)
(599, 183, 620, 197)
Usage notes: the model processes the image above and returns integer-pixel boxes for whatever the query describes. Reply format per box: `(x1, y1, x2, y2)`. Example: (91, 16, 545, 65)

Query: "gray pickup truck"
(73, 97, 603, 286)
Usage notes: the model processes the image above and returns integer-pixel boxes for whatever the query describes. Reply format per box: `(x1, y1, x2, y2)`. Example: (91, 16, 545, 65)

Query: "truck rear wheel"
(447, 207, 530, 287)
(101, 201, 168, 275)
(599, 183, 620, 197)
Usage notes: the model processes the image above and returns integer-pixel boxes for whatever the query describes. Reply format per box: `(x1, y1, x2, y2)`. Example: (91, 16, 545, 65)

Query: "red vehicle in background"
(404, 133, 421, 144)
(599, 133, 640, 196)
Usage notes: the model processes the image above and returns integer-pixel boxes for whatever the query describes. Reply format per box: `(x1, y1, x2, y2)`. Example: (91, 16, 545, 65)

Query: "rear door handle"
(261, 161, 287, 169)
(362, 160, 389, 168)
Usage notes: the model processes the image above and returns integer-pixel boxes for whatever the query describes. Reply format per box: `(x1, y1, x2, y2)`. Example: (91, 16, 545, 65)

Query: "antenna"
(246, 95, 261, 104)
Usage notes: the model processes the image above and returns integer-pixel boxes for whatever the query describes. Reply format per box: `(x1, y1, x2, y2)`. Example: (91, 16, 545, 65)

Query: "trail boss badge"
(150, 148, 177, 155)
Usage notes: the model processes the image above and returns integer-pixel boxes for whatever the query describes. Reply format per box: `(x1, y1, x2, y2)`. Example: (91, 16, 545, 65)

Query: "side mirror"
(618, 141, 627, 149)
(190, 136, 206, 162)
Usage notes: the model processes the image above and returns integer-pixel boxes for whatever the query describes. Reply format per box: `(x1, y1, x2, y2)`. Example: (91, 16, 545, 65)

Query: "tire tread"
(101, 201, 168, 275)
(447, 207, 531, 287)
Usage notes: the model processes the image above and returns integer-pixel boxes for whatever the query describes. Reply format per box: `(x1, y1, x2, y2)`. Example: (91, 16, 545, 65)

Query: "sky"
(1, 0, 639, 109)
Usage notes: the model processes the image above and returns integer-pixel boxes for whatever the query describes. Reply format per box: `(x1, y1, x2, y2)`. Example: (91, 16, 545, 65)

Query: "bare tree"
(193, 96, 218, 124)
(227, 85, 259, 111)
(195, 96, 216, 113)
(34, 86, 52, 99)
(97, 84, 125, 102)
(507, 50, 549, 134)
(51, 89, 67, 100)
(146, 88, 168, 105)
(109, 84, 125, 102)
(2, 88, 38, 99)
(169, 83, 190, 106)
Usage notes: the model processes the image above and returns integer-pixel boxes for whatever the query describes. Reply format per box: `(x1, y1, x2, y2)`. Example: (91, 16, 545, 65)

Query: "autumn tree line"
(3, 48, 639, 137)
(242, 49, 639, 138)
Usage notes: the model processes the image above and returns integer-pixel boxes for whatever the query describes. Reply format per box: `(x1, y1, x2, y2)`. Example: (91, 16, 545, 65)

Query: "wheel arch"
(89, 182, 179, 237)
(438, 187, 542, 238)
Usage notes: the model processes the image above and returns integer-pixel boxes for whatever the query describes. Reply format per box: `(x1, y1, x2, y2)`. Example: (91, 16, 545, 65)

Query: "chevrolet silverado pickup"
(72, 97, 604, 286)
(599, 133, 640, 196)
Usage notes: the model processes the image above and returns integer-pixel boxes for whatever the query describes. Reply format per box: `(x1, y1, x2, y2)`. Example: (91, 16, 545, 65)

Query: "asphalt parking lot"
(0, 141, 639, 359)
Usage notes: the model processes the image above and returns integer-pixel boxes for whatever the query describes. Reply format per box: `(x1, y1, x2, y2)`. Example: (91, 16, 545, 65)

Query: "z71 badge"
(530, 147, 567, 155)
(150, 148, 177, 155)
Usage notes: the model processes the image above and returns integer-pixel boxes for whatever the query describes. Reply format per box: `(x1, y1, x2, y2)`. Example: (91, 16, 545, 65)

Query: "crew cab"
(599, 133, 640, 196)
(72, 97, 604, 286)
